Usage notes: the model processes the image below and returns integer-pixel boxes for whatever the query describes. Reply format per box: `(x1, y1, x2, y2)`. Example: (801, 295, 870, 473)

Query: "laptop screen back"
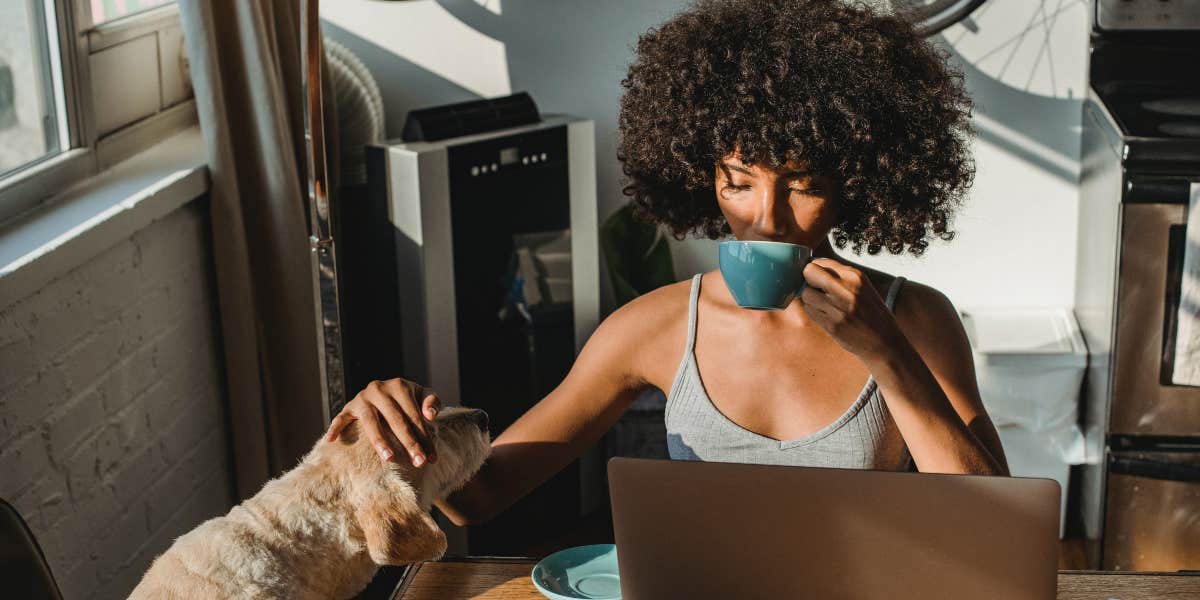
(607, 457, 1059, 600)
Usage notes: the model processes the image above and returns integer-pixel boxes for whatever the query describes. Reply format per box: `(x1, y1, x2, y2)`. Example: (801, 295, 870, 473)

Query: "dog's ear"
(354, 475, 448, 565)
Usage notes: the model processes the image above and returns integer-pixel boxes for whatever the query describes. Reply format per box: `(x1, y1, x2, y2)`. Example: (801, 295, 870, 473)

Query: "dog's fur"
(129, 407, 490, 599)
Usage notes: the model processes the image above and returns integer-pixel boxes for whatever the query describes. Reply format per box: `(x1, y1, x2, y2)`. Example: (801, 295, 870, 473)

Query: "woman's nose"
(752, 188, 790, 239)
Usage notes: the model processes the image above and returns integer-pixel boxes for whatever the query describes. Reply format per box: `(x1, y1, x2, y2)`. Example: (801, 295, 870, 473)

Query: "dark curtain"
(180, 0, 339, 498)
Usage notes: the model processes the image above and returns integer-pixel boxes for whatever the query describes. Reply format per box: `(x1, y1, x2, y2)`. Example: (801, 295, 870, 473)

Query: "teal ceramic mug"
(718, 240, 813, 310)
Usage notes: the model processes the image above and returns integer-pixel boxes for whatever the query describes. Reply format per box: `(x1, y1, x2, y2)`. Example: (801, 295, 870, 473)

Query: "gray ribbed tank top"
(665, 273, 912, 470)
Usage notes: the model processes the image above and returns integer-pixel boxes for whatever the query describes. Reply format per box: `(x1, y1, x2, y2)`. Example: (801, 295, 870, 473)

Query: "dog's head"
(342, 407, 490, 565)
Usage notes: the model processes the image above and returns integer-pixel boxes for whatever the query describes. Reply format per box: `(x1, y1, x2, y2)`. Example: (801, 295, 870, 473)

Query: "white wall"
(0, 201, 234, 599)
(323, 0, 688, 313)
(851, 0, 1090, 310)
(324, 0, 1091, 312)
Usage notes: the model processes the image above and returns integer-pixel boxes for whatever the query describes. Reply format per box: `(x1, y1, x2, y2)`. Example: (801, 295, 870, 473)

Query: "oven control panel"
(1098, 0, 1200, 31)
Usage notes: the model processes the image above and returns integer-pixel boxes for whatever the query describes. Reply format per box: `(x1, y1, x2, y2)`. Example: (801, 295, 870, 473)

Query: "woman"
(326, 0, 1007, 526)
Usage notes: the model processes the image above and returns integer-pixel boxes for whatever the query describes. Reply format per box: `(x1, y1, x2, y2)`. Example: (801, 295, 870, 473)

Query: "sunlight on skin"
(321, 0, 512, 98)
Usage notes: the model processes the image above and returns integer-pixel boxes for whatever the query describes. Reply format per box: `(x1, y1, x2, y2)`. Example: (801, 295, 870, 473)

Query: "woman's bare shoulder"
(888, 278, 970, 361)
(841, 261, 959, 338)
(601, 279, 692, 343)
(587, 278, 694, 386)
(891, 278, 957, 329)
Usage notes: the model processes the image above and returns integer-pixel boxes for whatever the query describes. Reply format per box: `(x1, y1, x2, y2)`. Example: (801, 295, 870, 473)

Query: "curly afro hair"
(616, 0, 974, 256)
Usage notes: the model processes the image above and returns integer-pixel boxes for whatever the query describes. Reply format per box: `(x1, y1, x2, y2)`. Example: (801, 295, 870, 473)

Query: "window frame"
(0, 0, 194, 225)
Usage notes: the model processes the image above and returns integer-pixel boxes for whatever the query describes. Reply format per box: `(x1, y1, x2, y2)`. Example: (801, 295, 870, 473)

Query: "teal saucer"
(531, 543, 621, 600)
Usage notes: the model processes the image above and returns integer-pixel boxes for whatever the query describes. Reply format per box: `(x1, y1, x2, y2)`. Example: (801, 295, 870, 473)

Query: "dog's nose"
(468, 409, 489, 432)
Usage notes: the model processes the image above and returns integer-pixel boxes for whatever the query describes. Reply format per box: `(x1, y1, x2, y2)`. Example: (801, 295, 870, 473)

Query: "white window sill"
(0, 127, 209, 308)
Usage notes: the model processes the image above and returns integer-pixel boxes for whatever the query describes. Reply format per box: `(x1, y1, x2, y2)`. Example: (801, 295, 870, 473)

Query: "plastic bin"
(960, 308, 1088, 537)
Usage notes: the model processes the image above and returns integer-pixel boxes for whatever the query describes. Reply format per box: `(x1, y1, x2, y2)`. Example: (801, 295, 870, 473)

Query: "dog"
(129, 406, 490, 599)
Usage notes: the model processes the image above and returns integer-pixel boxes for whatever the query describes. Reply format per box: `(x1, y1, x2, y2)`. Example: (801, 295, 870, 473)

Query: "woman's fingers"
(802, 265, 852, 311)
(422, 393, 441, 422)
(386, 379, 439, 463)
(387, 380, 434, 441)
(325, 378, 442, 467)
(804, 259, 867, 310)
(420, 392, 441, 463)
(325, 412, 354, 442)
(800, 285, 837, 319)
(356, 402, 396, 462)
(808, 257, 858, 278)
(370, 390, 429, 467)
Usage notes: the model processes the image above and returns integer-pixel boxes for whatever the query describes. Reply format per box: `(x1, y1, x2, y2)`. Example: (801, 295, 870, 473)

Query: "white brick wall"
(1, 200, 235, 599)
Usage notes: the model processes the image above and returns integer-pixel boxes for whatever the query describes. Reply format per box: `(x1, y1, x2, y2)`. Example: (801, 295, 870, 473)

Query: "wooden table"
(390, 557, 1200, 599)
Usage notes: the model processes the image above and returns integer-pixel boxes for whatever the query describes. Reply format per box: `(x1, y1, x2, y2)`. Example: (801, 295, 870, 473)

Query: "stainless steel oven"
(1075, 0, 1200, 572)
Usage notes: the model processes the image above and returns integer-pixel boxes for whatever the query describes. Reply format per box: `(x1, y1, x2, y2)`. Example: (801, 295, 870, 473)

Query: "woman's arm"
(327, 284, 681, 526)
(801, 259, 1008, 476)
(869, 281, 1008, 475)
(435, 301, 652, 524)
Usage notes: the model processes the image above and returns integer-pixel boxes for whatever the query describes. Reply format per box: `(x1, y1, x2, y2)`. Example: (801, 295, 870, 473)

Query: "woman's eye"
(722, 184, 820, 195)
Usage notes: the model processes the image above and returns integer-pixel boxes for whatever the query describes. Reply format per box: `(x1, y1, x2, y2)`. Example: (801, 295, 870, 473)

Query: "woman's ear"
(354, 474, 448, 565)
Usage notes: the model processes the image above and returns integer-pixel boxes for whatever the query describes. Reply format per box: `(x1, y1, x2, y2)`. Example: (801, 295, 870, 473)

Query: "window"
(90, 0, 174, 25)
(0, 0, 65, 179)
(0, 0, 192, 224)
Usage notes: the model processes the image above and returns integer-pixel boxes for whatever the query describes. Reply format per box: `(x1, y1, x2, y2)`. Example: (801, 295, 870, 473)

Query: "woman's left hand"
(799, 258, 902, 361)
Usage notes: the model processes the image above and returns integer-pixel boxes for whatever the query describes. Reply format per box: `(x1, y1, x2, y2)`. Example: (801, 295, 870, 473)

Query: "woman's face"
(714, 153, 841, 247)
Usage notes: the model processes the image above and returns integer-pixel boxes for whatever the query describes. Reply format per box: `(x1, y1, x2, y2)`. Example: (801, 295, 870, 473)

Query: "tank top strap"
(684, 273, 703, 353)
(884, 276, 906, 312)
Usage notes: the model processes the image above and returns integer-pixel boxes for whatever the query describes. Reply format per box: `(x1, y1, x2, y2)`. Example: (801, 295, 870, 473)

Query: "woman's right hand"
(324, 378, 441, 466)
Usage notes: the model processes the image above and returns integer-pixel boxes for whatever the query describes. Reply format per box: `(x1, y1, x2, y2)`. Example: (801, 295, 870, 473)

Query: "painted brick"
(0, 429, 52, 500)
(109, 441, 168, 508)
(89, 508, 150, 586)
(0, 203, 234, 594)
(21, 291, 92, 366)
(0, 366, 69, 448)
(35, 477, 71, 531)
(58, 555, 100, 600)
(181, 428, 230, 489)
(82, 241, 145, 324)
(157, 386, 222, 465)
(115, 286, 172, 355)
(9, 475, 51, 532)
(118, 469, 231, 600)
(0, 301, 28, 341)
(10, 463, 71, 528)
(58, 321, 125, 396)
(95, 561, 150, 600)
(40, 486, 121, 571)
(143, 428, 228, 533)
(45, 390, 108, 464)
(97, 342, 161, 415)
(141, 455, 198, 535)
(0, 336, 34, 392)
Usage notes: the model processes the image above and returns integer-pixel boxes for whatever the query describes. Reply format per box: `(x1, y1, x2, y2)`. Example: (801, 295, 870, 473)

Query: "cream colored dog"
(129, 407, 490, 599)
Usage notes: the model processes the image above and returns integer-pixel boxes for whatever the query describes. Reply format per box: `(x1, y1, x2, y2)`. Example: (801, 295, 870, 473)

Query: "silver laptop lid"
(608, 457, 1059, 600)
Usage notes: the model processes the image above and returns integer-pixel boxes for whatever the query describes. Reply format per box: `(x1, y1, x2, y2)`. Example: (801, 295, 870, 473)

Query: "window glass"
(90, 0, 174, 25)
(0, 0, 62, 179)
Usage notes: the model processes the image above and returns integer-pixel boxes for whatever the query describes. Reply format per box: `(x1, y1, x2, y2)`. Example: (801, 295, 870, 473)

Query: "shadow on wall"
(943, 41, 1083, 184)
(322, 0, 690, 312)
(323, 0, 682, 205)
(933, 0, 1090, 184)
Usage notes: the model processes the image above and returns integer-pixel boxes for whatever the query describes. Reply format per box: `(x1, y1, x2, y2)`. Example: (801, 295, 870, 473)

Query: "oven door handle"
(1109, 455, 1200, 483)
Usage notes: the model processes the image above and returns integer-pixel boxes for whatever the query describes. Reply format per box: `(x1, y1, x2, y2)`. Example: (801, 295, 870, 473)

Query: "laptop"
(607, 457, 1060, 599)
